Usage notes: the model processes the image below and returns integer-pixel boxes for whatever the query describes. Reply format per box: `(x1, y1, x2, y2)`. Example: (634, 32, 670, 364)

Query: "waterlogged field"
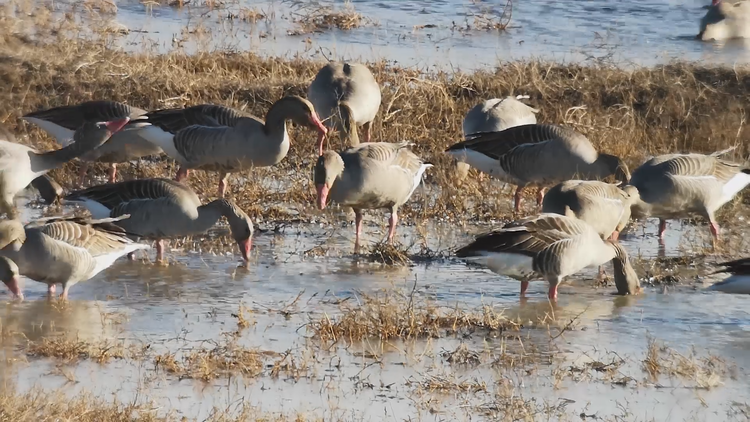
(0, 1, 750, 421)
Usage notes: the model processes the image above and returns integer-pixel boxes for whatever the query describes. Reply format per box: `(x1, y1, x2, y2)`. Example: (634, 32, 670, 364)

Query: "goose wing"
(136, 104, 246, 134)
(65, 178, 195, 210)
(23, 101, 138, 130)
(446, 124, 581, 160)
(27, 217, 138, 256)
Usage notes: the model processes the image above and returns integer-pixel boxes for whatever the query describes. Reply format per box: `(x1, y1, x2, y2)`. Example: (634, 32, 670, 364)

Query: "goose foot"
(387, 211, 398, 244)
(59, 285, 69, 301)
(520, 280, 530, 297)
(108, 164, 118, 183)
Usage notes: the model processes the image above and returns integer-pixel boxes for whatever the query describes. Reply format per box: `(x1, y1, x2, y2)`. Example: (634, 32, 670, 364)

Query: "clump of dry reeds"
(288, 1, 371, 35)
(25, 336, 127, 364)
(154, 341, 267, 381)
(642, 337, 730, 389)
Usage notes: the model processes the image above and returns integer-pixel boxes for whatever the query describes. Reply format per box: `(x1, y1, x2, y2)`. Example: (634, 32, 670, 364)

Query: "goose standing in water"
(445, 124, 630, 213)
(22, 101, 160, 185)
(455, 214, 641, 301)
(542, 180, 640, 241)
(708, 257, 750, 294)
(308, 62, 381, 154)
(64, 178, 254, 263)
(0, 216, 150, 300)
(457, 96, 539, 181)
(135, 97, 328, 197)
(314, 142, 432, 252)
(699, 0, 750, 41)
(0, 119, 127, 218)
(627, 152, 750, 246)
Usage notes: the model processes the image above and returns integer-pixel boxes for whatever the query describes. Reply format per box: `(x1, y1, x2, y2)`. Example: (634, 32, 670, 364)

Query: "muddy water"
(100, 0, 750, 70)
(1, 188, 749, 420)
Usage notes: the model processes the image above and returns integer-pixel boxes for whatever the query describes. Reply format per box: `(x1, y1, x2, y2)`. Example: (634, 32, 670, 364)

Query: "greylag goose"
(542, 180, 640, 241)
(22, 101, 160, 184)
(627, 152, 750, 245)
(135, 97, 328, 197)
(0, 216, 150, 299)
(699, 0, 750, 41)
(29, 175, 64, 205)
(64, 178, 254, 263)
(308, 62, 381, 154)
(0, 119, 127, 218)
(708, 257, 750, 294)
(445, 124, 630, 213)
(314, 142, 432, 252)
(457, 96, 539, 181)
(455, 214, 641, 301)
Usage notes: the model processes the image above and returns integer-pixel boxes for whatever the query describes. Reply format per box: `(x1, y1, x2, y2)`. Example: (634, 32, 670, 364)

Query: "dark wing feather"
(23, 101, 134, 130)
(135, 104, 245, 134)
(713, 257, 750, 275)
(445, 124, 576, 159)
(65, 178, 189, 209)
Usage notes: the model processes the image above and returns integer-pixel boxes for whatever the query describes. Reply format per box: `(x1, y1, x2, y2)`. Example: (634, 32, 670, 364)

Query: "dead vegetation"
(24, 335, 127, 364)
(642, 337, 731, 389)
(287, 1, 372, 35)
(154, 341, 267, 381)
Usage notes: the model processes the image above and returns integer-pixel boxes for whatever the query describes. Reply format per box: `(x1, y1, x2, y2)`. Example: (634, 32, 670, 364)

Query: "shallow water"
(101, 0, 750, 70)
(1, 188, 750, 420)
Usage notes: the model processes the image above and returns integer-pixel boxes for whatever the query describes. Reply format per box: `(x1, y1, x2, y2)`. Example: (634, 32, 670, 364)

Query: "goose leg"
(609, 231, 620, 241)
(520, 280, 530, 297)
(658, 219, 667, 245)
(709, 220, 721, 246)
(387, 210, 398, 244)
(77, 163, 89, 187)
(60, 283, 70, 300)
(47, 284, 56, 296)
(155, 239, 165, 263)
(175, 167, 189, 182)
(354, 209, 363, 253)
(363, 121, 373, 143)
(536, 187, 546, 209)
(218, 173, 229, 198)
(547, 276, 561, 301)
(514, 186, 525, 213)
(108, 164, 118, 183)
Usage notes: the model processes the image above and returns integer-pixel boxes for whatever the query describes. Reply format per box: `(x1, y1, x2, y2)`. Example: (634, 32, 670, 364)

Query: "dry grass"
(25, 335, 127, 364)
(642, 337, 730, 389)
(287, 1, 372, 35)
(153, 341, 267, 381)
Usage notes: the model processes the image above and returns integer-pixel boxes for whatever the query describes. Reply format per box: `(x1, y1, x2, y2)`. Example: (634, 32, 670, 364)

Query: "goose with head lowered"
(314, 142, 432, 252)
(0, 119, 127, 218)
(445, 124, 630, 213)
(64, 178, 254, 264)
(22, 100, 160, 185)
(626, 151, 750, 246)
(308, 62, 381, 154)
(134, 97, 328, 197)
(708, 257, 750, 294)
(0, 216, 150, 300)
(699, 0, 750, 41)
(455, 213, 641, 301)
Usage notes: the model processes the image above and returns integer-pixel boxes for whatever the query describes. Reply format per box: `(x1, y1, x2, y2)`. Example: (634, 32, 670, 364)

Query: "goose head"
(269, 96, 327, 154)
(609, 241, 641, 296)
(74, 119, 130, 148)
(314, 151, 345, 210)
(0, 256, 21, 300)
(596, 154, 631, 184)
(219, 200, 254, 262)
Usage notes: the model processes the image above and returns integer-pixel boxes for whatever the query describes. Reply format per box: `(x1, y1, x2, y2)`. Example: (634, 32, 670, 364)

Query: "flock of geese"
(0, 61, 748, 302)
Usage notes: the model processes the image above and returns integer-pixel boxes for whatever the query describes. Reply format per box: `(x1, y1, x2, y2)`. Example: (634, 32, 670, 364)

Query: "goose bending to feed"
(64, 178, 254, 263)
(314, 142, 432, 252)
(30, 175, 64, 205)
(0, 119, 127, 218)
(708, 257, 750, 294)
(135, 97, 328, 197)
(455, 214, 641, 301)
(457, 96, 539, 181)
(445, 124, 630, 213)
(699, 0, 750, 41)
(0, 256, 20, 299)
(542, 180, 640, 241)
(627, 152, 750, 246)
(0, 216, 150, 299)
(22, 101, 160, 185)
(308, 62, 381, 154)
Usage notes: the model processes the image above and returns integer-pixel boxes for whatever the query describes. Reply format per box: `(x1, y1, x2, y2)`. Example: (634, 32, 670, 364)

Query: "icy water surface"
(1, 190, 749, 420)
(96, 0, 750, 70)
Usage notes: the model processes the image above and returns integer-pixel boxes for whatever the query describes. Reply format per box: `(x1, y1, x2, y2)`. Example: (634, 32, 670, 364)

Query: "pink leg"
(175, 167, 189, 182)
(548, 284, 559, 301)
(218, 173, 229, 198)
(609, 230, 620, 241)
(60, 284, 70, 300)
(514, 186, 524, 213)
(77, 163, 89, 187)
(156, 239, 165, 262)
(108, 164, 117, 183)
(520, 280, 530, 297)
(47, 284, 56, 296)
(354, 210, 363, 253)
(387, 210, 398, 244)
(709, 221, 720, 245)
(658, 219, 667, 245)
(363, 122, 372, 143)
(536, 187, 546, 208)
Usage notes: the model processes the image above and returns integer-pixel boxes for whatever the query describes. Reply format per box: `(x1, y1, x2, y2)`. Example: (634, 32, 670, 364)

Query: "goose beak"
(316, 183, 329, 210)
(4, 276, 23, 300)
(238, 238, 252, 262)
(105, 118, 130, 134)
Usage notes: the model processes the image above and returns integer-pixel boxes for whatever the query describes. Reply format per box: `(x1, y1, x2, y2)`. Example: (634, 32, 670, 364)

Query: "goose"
(542, 180, 640, 241)
(0, 216, 150, 299)
(457, 96, 539, 181)
(314, 142, 432, 252)
(699, 0, 750, 41)
(22, 100, 161, 185)
(0, 119, 127, 218)
(29, 175, 64, 205)
(308, 62, 382, 154)
(455, 214, 641, 301)
(626, 152, 750, 245)
(64, 178, 254, 263)
(0, 256, 20, 299)
(135, 97, 328, 197)
(445, 124, 630, 213)
(708, 257, 750, 294)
